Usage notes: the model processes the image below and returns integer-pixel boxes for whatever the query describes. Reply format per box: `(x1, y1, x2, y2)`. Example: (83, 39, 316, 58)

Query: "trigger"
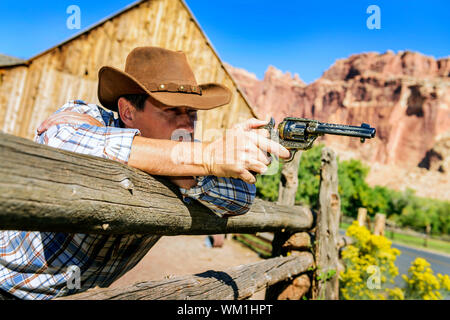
(261, 117, 275, 130)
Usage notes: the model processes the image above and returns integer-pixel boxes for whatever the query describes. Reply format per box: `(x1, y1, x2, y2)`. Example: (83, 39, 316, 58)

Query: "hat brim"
(98, 66, 232, 112)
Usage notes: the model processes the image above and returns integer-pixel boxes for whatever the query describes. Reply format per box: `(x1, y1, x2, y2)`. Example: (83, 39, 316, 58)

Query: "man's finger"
(234, 118, 269, 131)
(253, 128, 270, 138)
(37, 115, 73, 132)
(246, 159, 268, 175)
(247, 132, 290, 159)
(252, 147, 272, 165)
(37, 112, 104, 134)
(235, 136, 269, 165)
(238, 169, 257, 184)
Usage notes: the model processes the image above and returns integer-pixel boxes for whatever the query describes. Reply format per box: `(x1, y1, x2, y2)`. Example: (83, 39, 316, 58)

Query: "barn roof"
(0, 53, 26, 67)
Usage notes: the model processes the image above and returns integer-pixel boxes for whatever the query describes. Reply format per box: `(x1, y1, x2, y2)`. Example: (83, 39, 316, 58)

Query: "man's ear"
(118, 97, 135, 127)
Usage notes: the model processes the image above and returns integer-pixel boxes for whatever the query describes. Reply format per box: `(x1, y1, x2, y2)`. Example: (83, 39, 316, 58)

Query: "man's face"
(131, 98, 197, 141)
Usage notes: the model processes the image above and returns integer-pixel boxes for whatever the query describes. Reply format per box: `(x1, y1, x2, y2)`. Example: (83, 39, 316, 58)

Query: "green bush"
(255, 167, 280, 202)
(392, 195, 450, 235)
(338, 158, 371, 217)
(295, 144, 323, 209)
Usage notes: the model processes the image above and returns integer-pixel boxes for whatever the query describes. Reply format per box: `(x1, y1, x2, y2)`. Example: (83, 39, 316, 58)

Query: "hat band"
(146, 83, 202, 95)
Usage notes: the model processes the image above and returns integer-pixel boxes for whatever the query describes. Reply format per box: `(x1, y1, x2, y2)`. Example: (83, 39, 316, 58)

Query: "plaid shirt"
(0, 100, 256, 300)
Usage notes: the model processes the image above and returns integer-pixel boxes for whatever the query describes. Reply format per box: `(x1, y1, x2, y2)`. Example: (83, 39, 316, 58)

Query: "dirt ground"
(108, 235, 266, 299)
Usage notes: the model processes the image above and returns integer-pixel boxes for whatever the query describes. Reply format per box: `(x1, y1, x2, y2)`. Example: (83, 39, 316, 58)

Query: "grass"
(385, 231, 450, 255)
(233, 234, 272, 258)
(339, 222, 450, 255)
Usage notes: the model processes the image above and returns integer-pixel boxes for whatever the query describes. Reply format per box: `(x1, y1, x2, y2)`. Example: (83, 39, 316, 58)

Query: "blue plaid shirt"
(0, 100, 256, 300)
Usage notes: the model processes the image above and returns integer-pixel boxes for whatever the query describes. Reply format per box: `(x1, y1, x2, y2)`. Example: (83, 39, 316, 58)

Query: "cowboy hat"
(98, 46, 232, 111)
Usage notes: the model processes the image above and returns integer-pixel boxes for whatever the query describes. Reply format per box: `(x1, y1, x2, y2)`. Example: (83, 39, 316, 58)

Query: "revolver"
(260, 117, 376, 162)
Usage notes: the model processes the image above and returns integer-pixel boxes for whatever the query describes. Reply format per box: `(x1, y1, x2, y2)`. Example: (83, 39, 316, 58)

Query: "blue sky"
(0, 0, 448, 83)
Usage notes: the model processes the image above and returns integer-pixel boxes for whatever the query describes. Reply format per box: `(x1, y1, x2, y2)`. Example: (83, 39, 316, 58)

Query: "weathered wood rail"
(0, 132, 342, 300)
(59, 253, 314, 300)
(0, 132, 313, 235)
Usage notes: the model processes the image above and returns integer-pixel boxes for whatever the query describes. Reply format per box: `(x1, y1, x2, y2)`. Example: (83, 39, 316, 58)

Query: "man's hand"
(37, 111, 104, 135)
(202, 118, 290, 184)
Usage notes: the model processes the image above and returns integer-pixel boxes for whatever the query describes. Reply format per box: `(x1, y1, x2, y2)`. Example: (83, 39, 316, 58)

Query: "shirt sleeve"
(34, 101, 140, 164)
(179, 175, 256, 218)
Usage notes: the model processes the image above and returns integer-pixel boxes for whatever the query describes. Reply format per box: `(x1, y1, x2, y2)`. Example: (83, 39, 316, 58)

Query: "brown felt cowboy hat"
(98, 46, 232, 111)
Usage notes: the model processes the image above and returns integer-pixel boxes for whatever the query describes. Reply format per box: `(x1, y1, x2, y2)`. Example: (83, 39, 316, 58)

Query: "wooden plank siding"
(0, 0, 256, 141)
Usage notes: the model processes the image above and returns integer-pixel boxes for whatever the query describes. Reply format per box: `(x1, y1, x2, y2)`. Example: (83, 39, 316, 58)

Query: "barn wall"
(0, 0, 255, 140)
(0, 66, 29, 134)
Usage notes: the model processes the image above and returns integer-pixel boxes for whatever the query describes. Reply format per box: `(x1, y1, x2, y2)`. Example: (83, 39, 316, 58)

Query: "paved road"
(392, 242, 450, 281)
(339, 230, 450, 299)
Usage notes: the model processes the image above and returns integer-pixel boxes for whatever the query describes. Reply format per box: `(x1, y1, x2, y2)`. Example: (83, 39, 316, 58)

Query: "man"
(0, 47, 289, 300)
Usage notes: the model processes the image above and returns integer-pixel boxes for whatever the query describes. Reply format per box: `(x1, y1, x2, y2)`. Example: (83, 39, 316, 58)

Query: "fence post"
(265, 151, 303, 300)
(312, 147, 340, 300)
(274, 150, 303, 257)
(373, 213, 386, 236)
(277, 151, 302, 206)
(424, 224, 431, 247)
(357, 208, 367, 227)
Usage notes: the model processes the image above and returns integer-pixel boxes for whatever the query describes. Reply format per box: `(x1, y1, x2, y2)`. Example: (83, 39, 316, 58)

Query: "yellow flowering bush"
(339, 221, 450, 300)
(402, 258, 450, 300)
(386, 287, 404, 300)
(339, 221, 400, 300)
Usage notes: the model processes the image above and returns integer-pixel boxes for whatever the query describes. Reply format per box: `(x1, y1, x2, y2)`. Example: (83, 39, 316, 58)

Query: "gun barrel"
(280, 118, 376, 141)
(315, 122, 376, 138)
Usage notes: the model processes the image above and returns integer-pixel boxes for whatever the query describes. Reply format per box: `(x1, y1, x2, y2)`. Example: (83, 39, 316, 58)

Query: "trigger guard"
(281, 150, 296, 163)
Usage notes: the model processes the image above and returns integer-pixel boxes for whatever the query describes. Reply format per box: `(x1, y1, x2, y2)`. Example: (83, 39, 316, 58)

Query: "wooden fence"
(0, 131, 345, 300)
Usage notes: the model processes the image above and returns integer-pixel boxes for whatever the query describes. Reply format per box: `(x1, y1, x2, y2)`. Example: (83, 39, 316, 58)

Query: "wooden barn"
(0, 0, 256, 141)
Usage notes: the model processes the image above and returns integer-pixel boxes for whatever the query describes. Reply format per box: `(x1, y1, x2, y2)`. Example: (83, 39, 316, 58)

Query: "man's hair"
(120, 94, 148, 111)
